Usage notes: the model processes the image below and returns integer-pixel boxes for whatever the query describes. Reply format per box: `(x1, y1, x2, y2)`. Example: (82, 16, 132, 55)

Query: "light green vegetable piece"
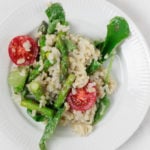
(27, 81, 44, 101)
(21, 99, 54, 118)
(65, 39, 76, 52)
(54, 74, 75, 109)
(39, 107, 64, 150)
(8, 67, 28, 93)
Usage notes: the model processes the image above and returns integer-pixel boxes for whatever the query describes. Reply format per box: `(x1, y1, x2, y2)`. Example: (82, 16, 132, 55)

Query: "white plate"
(0, 0, 150, 150)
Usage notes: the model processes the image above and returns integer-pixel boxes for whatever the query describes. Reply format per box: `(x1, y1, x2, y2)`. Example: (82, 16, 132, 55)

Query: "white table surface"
(0, 0, 150, 150)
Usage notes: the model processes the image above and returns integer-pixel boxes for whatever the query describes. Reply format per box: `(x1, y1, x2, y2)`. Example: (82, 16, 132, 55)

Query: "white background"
(0, 0, 150, 150)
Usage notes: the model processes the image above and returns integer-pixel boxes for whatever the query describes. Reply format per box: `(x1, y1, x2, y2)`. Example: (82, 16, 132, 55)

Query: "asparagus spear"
(21, 99, 54, 118)
(39, 107, 64, 150)
(28, 65, 40, 82)
(54, 74, 75, 109)
(93, 96, 110, 125)
(56, 33, 69, 81)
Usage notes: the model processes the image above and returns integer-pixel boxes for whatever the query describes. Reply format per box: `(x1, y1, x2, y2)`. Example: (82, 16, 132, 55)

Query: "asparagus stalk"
(93, 96, 110, 125)
(54, 74, 75, 109)
(21, 99, 54, 118)
(39, 107, 64, 150)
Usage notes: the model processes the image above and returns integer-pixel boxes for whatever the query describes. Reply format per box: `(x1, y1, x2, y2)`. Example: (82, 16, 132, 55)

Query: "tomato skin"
(8, 35, 38, 66)
(67, 82, 97, 111)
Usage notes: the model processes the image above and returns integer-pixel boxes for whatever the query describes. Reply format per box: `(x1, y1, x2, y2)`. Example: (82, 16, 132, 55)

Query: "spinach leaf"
(86, 59, 101, 75)
(86, 16, 130, 75)
(101, 16, 130, 60)
(94, 40, 104, 50)
(45, 3, 65, 24)
(47, 19, 59, 34)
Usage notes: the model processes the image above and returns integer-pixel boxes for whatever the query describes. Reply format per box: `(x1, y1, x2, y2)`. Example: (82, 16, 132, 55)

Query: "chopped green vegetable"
(39, 35, 46, 47)
(86, 59, 101, 75)
(43, 59, 53, 72)
(8, 67, 28, 93)
(45, 3, 65, 24)
(28, 65, 40, 82)
(54, 74, 75, 109)
(38, 21, 48, 35)
(28, 81, 44, 101)
(21, 99, 54, 118)
(93, 96, 110, 125)
(65, 39, 76, 51)
(56, 33, 69, 81)
(47, 19, 59, 34)
(39, 107, 64, 150)
(101, 16, 130, 60)
(28, 59, 53, 82)
(27, 109, 47, 122)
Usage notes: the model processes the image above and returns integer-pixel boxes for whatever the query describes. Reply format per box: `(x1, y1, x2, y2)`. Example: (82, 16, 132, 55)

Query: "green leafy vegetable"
(21, 99, 54, 118)
(8, 67, 28, 93)
(39, 107, 64, 150)
(87, 16, 130, 75)
(45, 3, 69, 34)
(94, 40, 104, 50)
(45, 3, 65, 23)
(101, 16, 130, 60)
(86, 59, 101, 75)
(54, 74, 75, 109)
(27, 109, 46, 122)
(47, 19, 59, 34)
(93, 96, 110, 125)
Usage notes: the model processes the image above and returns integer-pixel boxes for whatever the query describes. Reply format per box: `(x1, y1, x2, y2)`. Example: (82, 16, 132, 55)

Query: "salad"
(8, 2, 130, 150)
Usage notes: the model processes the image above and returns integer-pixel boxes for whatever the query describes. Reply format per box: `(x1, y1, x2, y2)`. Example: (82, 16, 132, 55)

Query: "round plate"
(0, 0, 150, 150)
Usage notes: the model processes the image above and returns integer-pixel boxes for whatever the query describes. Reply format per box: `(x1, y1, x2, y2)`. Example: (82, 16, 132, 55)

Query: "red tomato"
(8, 35, 38, 66)
(67, 82, 97, 111)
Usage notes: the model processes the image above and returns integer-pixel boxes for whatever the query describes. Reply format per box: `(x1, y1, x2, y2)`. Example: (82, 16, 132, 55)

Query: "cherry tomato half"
(67, 82, 97, 111)
(8, 35, 38, 66)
